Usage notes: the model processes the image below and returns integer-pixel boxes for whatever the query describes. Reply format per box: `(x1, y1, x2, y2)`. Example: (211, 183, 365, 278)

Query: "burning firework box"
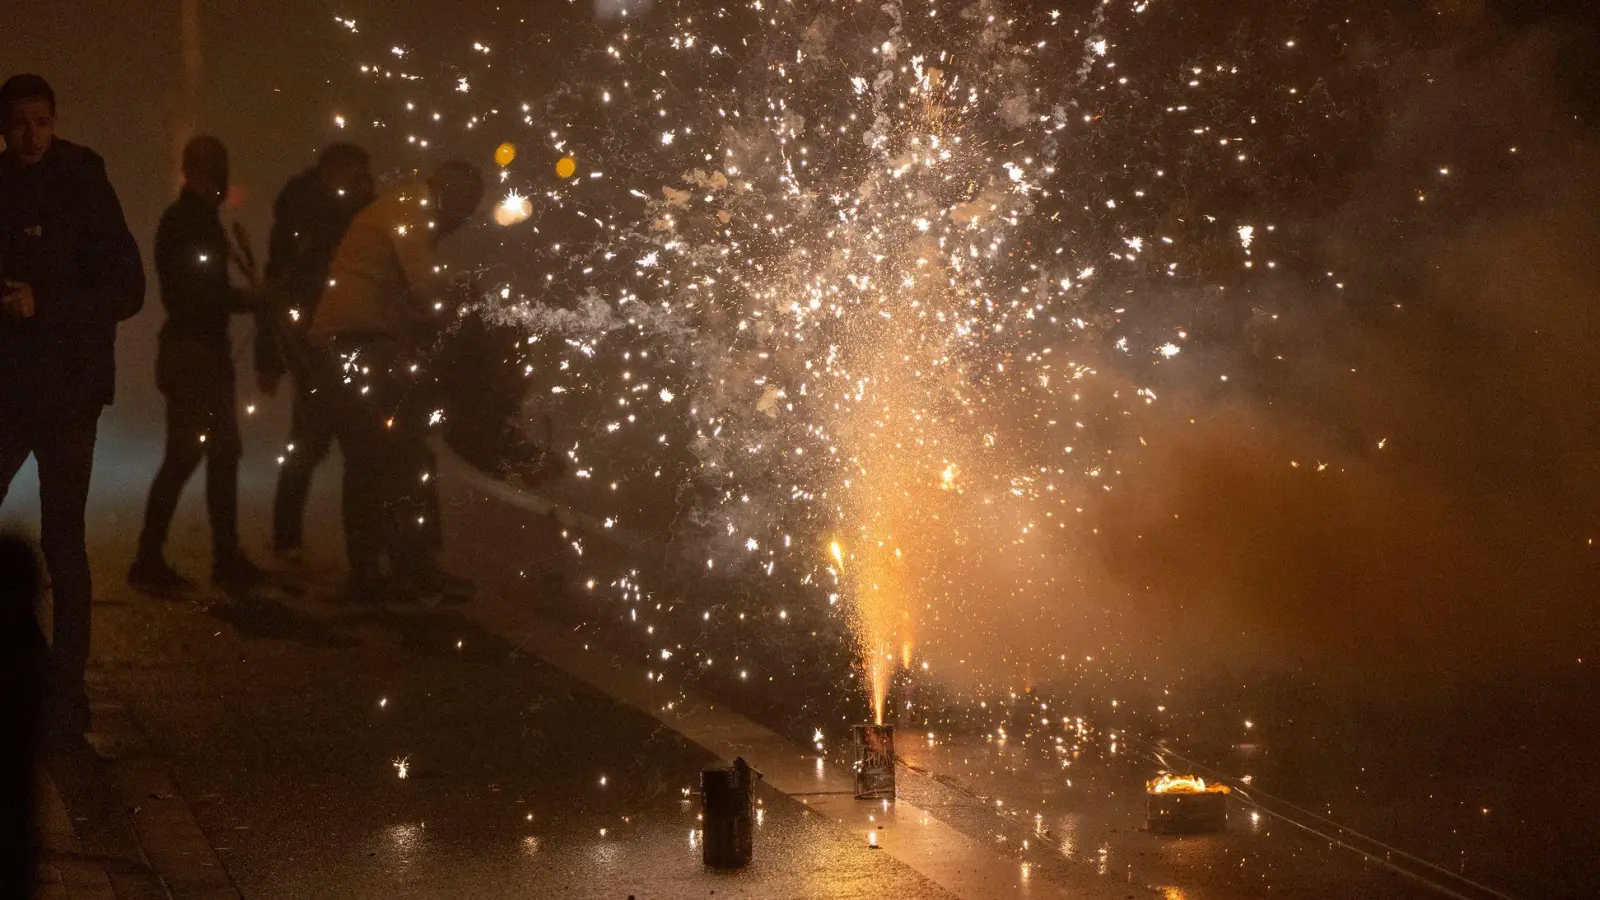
(852, 724, 896, 800)
(1146, 774, 1230, 834)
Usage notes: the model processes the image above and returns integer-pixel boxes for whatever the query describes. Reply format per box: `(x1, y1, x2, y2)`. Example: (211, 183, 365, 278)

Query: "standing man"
(255, 143, 373, 561)
(310, 161, 482, 604)
(0, 74, 145, 740)
(129, 136, 265, 593)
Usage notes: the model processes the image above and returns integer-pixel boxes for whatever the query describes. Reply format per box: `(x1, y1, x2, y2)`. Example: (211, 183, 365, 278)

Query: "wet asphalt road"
(82, 572, 960, 899)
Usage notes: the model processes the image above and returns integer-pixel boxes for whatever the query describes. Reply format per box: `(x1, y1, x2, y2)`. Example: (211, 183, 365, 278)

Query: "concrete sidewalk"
(33, 684, 241, 900)
(34, 764, 121, 900)
(28, 520, 1009, 900)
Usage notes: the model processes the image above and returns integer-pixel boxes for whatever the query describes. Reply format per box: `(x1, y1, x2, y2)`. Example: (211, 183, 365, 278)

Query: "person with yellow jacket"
(309, 160, 482, 604)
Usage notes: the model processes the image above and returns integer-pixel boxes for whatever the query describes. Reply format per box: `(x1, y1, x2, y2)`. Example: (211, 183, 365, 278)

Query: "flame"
(869, 653, 890, 725)
(1148, 773, 1230, 795)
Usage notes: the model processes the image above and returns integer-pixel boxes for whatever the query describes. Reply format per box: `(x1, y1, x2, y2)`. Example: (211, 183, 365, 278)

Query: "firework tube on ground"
(852, 724, 896, 800)
(701, 757, 759, 868)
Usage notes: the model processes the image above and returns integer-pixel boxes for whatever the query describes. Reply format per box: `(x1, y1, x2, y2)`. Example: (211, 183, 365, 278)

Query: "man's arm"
(33, 151, 144, 326)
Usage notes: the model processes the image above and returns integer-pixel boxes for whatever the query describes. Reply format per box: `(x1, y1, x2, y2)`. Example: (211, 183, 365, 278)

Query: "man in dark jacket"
(255, 142, 372, 560)
(0, 74, 145, 740)
(129, 135, 265, 592)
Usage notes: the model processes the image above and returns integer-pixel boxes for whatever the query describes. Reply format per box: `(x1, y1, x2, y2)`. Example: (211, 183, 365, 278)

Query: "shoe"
(128, 555, 194, 594)
(212, 551, 270, 592)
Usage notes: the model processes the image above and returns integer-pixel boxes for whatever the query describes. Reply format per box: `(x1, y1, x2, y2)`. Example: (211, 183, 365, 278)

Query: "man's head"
(181, 135, 229, 206)
(428, 160, 484, 236)
(317, 141, 372, 202)
(1, 74, 56, 165)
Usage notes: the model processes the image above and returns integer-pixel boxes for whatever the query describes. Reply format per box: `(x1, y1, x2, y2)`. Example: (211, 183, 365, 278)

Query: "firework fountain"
(329, 0, 1385, 724)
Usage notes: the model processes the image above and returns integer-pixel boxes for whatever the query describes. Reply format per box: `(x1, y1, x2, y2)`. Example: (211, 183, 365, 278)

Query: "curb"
(465, 606, 1135, 900)
(38, 689, 241, 900)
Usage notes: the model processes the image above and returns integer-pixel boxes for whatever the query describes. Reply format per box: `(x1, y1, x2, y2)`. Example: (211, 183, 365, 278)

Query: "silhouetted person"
(130, 135, 266, 593)
(0, 536, 43, 893)
(255, 142, 373, 561)
(309, 161, 483, 604)
(0, 74, 144, 742)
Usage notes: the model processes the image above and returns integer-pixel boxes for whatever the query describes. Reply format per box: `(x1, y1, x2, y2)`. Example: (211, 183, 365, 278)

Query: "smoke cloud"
(1084, 16, 1600, 682)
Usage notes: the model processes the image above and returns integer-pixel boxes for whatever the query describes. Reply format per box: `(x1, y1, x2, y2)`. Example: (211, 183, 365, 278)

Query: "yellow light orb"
(555, 156, 577, 179)
(494, 142, 517, 167)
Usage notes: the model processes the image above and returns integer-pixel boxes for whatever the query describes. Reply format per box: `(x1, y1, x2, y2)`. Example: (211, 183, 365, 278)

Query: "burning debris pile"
(1147, 773, 1231, 834)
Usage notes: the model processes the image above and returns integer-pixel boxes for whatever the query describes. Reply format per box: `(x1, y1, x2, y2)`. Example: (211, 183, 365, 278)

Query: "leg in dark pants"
(328, 339, 409, 590)
(271, 384, 336, 553)
(378, 409, 437, 586)
(203, 401, 243, 558)
(0, 404, 102, 734)
(137, 399, 208, 560)
(0, 536, 44, 889)
(328, 338, 458, 600)
(35, 408, 99, 727)
(136, 387, 243, 566)
(335, 403, 386, 584)
(335, 390, 433, 577)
